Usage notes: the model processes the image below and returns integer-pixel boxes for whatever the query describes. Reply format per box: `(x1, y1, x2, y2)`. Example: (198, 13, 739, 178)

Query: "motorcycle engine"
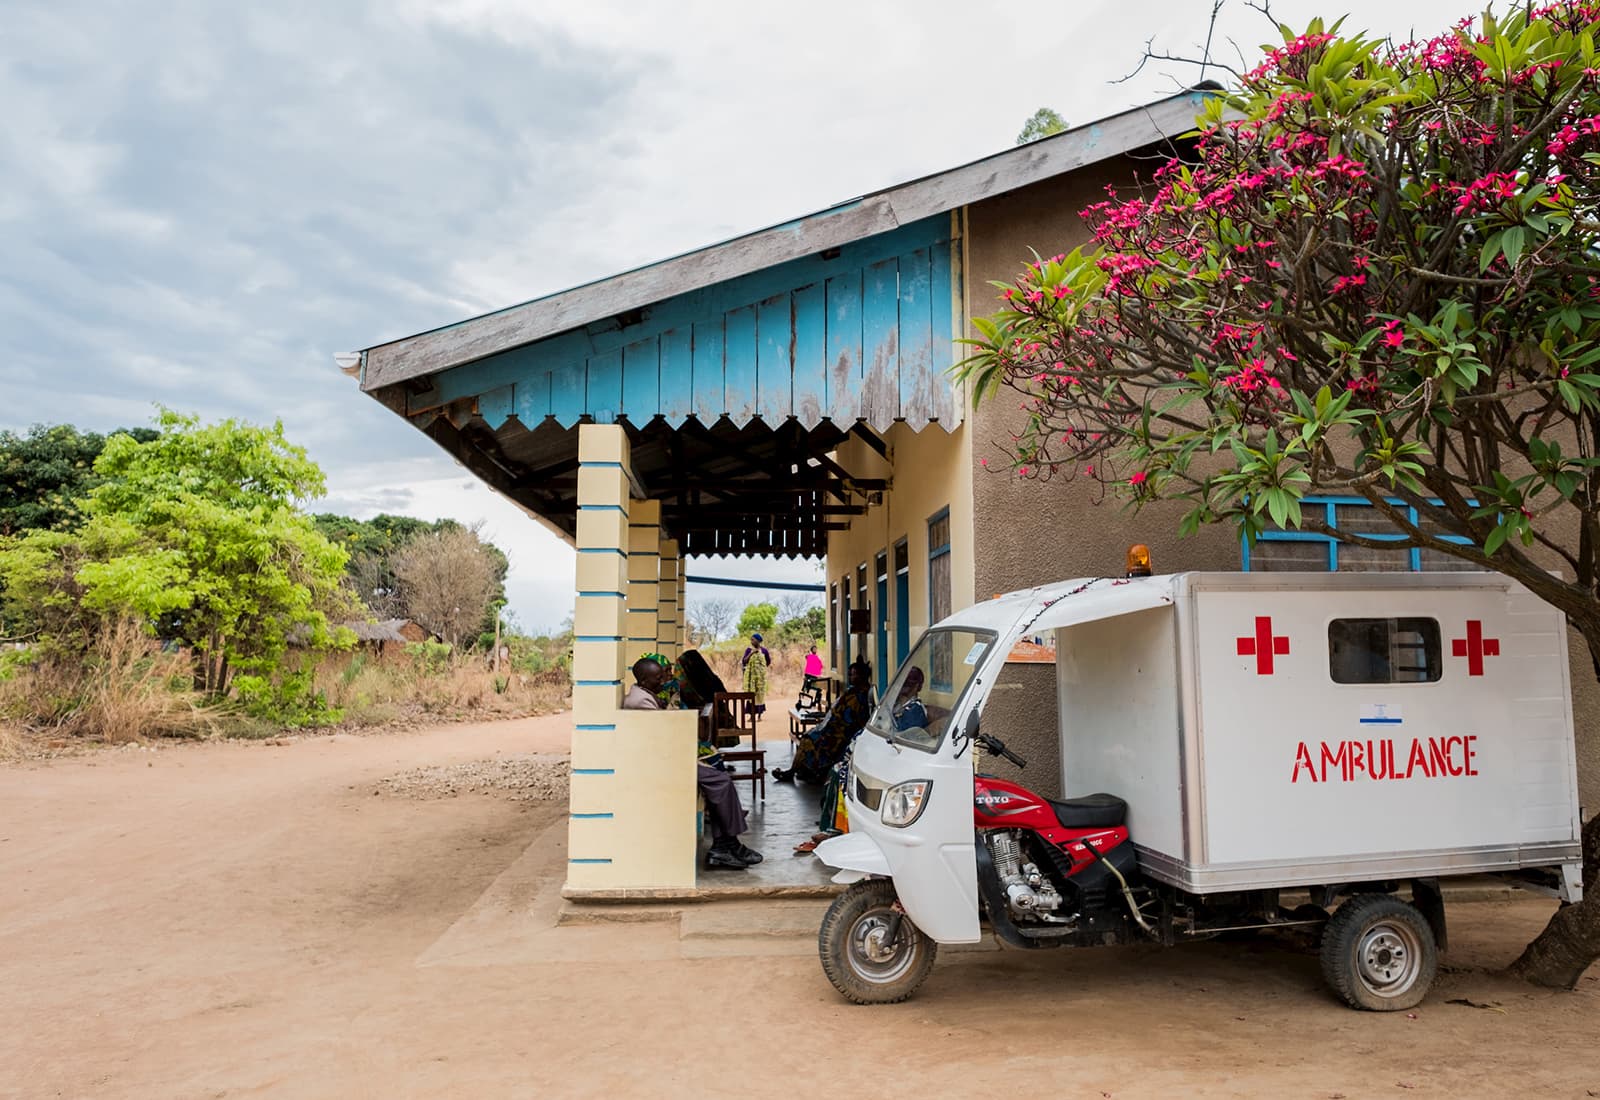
(986, 829, 1068, 921)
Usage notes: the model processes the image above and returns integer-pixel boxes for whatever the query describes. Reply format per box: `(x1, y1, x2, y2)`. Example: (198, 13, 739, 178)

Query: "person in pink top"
(803, 644, 825, 692)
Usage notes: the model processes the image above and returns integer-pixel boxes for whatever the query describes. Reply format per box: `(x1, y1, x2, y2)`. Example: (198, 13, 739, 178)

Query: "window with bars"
(1243, 497, 1484, 573)
(928, 508, 953, 688)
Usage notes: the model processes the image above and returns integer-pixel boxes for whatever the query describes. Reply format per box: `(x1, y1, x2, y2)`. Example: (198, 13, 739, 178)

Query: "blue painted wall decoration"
(409, 214, 964, 434)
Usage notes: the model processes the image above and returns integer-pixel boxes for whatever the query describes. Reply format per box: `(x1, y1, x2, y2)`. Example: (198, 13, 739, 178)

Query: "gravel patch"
(376, 754, 571, 802)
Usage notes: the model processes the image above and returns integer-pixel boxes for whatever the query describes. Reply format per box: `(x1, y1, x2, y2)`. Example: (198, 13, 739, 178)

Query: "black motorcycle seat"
(1047, 792, 1127, 829)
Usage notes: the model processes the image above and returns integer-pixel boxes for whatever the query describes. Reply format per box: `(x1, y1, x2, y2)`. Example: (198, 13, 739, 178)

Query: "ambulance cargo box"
(1051, 572, 1584, 895)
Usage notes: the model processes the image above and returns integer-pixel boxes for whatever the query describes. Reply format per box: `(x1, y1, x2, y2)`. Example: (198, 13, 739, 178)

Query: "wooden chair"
(713, 691, 766, 801)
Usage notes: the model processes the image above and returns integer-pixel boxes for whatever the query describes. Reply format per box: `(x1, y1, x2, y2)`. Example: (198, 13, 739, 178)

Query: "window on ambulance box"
(1328, 618, 1443, 684)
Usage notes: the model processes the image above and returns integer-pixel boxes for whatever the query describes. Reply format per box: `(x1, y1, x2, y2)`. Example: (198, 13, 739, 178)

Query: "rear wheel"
(818, 879, 938, 1005)
(1320, 894, 1437, 1011)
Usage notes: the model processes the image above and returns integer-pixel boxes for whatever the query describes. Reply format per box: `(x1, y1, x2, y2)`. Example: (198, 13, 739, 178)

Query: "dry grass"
(313, 650, 570, 727)
(0, 629, 572, 754)
(0, 620, 218, 743)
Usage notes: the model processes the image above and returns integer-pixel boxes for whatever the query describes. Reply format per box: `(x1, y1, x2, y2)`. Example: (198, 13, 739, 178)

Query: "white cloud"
(3, 0, 1477, 628)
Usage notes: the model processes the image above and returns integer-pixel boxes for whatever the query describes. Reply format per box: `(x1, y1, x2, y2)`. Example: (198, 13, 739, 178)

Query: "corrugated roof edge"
(359, 87, 1214, 392)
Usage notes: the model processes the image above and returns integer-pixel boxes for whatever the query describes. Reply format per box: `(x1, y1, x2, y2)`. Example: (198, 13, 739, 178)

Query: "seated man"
(891, 667, 928, 731)
(622, 657, 763, 870)
(772, 659, 873, 784)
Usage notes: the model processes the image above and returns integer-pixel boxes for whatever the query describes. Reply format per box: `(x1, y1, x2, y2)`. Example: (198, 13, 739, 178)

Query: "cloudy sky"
(2, 0, 1470, 631)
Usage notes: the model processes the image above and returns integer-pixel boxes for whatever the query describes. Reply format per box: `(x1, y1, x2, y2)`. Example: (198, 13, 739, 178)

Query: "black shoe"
(733, 842, 764, 865)
(706, 845, 748, 870)
(772, 768, 794, 783)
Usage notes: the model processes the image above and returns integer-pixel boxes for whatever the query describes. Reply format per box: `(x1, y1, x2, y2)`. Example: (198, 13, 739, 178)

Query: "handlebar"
(976, 731, 1027, 769)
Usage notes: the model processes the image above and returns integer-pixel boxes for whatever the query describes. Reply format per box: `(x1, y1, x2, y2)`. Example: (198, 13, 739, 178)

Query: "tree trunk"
(1506, 812, 1600, 988)
(1506, 611, 1600, 988)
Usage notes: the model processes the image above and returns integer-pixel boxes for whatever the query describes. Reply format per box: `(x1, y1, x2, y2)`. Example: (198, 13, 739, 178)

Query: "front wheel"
(818, 879, 938, 1004)
(1320, 894, 1438, 1011)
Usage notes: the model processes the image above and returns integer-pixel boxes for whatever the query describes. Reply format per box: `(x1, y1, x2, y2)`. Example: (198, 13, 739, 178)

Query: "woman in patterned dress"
(741, 632, 771, 720)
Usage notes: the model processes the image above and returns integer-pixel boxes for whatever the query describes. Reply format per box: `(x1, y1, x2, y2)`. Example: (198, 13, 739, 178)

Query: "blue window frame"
(1242, 496, 1475, 573)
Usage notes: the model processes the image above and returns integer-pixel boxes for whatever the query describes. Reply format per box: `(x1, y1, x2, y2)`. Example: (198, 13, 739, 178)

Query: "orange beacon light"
(1125, 544, 1153, 577)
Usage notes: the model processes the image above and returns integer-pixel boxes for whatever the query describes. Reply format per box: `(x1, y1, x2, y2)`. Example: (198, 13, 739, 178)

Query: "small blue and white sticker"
(1359, 702, 1404, 725)
(964, 642, 988, 665)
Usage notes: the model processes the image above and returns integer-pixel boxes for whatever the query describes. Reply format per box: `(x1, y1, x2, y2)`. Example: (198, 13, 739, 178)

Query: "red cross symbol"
(1451, 620, 1500, 676)
(1236, 616, 1290, 675)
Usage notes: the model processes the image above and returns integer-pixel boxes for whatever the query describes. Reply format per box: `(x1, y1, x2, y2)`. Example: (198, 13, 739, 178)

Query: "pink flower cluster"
(1218, 360, 1285, 396)
(1548, 115, 1600, 155)
(1452, 172, 1520, 214)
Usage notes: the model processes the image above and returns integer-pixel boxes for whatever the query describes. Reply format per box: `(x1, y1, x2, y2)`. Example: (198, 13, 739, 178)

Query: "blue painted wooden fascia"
(412, 213, 962, 432)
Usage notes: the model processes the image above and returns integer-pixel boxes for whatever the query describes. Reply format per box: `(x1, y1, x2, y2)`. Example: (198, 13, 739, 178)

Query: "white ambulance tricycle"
(815, 569, 1585, 1010)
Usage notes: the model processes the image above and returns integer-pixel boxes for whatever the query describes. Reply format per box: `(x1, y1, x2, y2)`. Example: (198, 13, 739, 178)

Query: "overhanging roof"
(358, 88, 1210, 390)
(349, 88, 1211, 558)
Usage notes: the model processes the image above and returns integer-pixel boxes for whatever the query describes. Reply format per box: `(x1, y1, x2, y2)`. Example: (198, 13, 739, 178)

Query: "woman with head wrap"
(741, 632, 771, 720)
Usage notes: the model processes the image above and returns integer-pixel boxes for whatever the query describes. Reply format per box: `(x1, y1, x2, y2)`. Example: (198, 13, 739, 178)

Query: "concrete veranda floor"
(695, 739, 839, 893)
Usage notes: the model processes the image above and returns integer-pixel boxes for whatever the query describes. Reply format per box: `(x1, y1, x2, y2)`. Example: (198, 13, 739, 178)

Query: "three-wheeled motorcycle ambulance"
(815, 568, 1586, 1010)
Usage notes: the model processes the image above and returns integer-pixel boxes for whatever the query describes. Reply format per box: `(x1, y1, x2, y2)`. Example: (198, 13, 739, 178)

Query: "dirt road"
(2, 720, 1597, 1099)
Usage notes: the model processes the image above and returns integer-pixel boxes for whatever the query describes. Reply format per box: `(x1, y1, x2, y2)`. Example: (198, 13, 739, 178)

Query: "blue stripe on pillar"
(574, 724, 617, 731)
(569, 858, 614, 864)
(577, 548, 627, 556)
(574, 679, 622, 687)
(573, 768, 616, 775)
(578, 590, 627, 598)
(571, 812, 615, 819)
(574, 635, 623, 643)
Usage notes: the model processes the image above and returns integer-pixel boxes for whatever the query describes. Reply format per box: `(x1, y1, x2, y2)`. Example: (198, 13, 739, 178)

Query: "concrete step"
(679, 900, 829, 941)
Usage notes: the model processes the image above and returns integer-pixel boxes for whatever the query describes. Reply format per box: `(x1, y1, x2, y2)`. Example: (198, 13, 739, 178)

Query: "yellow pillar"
(567, 425, 696, 896)
(657, 537, 680, 658)
(626, 499, 662, 663)
(676, 569, 688, 652)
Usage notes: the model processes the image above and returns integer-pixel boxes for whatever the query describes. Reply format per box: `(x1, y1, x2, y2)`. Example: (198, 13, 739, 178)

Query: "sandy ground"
(2, 719, 1598, 1100)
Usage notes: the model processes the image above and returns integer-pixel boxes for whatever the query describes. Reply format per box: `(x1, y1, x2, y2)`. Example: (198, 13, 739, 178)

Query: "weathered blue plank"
(897, 248, 933, 429)
(479, 384, 516, 429)
(551, 357, 587, 428)
(791, 282, 826, 428)
(692, 318, 725, 424)
(756, 294, 793, 424)
(723, 305, 757, 425)
(621, 338, 660, 424)
(658, 327, 693, 426)
(929, 233, 959, 423)
(861, 257, 900, 423)
(825, 271, 862, 425)
(587, 349, 622, 423)
(514, 370, 552, 425)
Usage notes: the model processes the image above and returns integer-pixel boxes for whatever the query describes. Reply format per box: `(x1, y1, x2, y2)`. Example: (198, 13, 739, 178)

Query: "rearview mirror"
(962, 710, 980, 740)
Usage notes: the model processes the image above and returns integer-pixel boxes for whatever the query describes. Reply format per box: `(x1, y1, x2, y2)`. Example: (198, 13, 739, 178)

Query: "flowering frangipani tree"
(960, 5, 1600, 987)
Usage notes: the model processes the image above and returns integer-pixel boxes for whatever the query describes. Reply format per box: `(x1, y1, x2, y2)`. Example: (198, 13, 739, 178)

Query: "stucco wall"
(959, 161, 1599, 814)
(826, 421, 974, 686)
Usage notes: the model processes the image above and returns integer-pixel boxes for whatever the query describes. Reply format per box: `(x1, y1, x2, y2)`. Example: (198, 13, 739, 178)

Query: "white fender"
(815, 831, 892, 883)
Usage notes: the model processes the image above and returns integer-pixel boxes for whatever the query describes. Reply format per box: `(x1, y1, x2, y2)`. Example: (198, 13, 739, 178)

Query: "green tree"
(0, 411, 353, 696)
(960, 8, 1600, 987)
(1015, 107, 1067, 145)
(313, 512, 508, 636)
(0, 423, 157, 536)
(735, 602, 779, 639)
(777, 605, 826, 644)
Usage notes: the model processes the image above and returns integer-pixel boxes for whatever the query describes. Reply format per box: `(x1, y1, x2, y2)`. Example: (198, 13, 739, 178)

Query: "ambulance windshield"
(867, 627, 995, 753)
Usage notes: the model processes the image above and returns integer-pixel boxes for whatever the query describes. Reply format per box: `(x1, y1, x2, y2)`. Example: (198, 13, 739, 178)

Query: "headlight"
(881, 780, 933, 828)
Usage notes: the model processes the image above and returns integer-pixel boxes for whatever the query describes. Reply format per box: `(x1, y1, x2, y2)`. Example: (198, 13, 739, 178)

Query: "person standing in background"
(802, 643, 824, 694)
(741, 632, 771, 721)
